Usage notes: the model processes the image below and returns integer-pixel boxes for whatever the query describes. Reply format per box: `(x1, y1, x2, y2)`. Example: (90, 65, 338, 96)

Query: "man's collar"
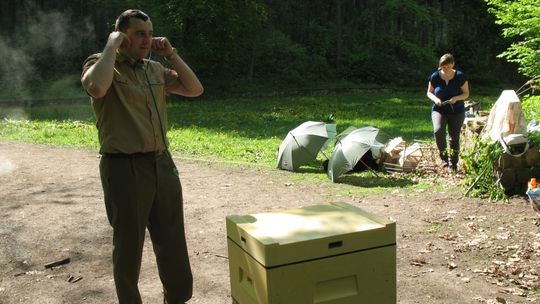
(116, 51, 144, 68)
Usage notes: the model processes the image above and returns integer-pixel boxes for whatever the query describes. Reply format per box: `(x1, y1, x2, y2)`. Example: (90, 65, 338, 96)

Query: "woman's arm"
(427, 82, 442, 106)
(448, 81, 469, 104)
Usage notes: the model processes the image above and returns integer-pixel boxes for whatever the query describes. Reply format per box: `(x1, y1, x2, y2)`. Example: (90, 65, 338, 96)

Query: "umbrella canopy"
(322, 123, 337, 149)
(335, 126, 358, 141)
(277, 121, 329, 171)
(327, 126, 382, 182)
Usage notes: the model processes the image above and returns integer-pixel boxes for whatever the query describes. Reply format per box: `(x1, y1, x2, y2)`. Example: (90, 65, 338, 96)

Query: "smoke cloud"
(0, 7, 95, 102)
(0, 37, 35, 100)
(0, 155, 16, 176)
(0, 6, 96, 120)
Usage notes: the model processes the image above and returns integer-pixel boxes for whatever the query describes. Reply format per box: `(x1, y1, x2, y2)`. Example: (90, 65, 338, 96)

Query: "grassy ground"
(0, 91, 499, 168)
(0, 90, 505, 197)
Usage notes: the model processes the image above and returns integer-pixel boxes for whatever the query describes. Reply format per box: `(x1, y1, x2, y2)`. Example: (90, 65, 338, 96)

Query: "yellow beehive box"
(226, 202, 396, 304)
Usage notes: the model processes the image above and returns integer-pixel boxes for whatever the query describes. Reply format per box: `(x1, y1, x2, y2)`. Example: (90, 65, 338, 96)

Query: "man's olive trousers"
(99, 152, 192, 304)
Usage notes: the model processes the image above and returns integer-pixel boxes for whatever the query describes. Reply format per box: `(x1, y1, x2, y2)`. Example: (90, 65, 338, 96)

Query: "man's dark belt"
(101, 151, 165, 159)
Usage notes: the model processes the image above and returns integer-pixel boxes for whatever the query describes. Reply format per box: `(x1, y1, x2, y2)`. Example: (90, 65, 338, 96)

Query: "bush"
(462, 137, 506, 201)
(522, 95, 540, 122)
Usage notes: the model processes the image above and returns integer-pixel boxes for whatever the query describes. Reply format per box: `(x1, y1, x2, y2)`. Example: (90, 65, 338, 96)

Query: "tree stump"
(495, 144, 540, 195)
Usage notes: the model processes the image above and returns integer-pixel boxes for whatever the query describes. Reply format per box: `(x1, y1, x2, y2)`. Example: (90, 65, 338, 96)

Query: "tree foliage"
(485, 0, 540, 77)
(0, 0, 524, 98)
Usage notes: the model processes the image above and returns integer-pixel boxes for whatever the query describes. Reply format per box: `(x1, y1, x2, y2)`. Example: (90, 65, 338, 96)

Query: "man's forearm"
(166, 51, 203, 97)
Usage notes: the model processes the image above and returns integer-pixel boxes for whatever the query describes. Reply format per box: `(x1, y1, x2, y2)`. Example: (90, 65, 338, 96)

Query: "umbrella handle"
(357, 158, 380, 178)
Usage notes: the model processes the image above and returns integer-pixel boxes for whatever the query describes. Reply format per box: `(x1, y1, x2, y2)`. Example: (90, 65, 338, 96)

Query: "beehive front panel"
(266, 244, 396, 304)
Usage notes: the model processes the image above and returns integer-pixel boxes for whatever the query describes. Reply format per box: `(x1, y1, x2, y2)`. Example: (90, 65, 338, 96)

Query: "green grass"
(534, 286, 540, 297)
(427, 222, 444, 234)
(0, 75, 86, 101)
(0, 91, 499, 169)
(0, 119, 98, 148)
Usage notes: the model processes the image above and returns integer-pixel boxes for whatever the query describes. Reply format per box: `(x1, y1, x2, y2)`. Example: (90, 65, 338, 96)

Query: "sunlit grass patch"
(0, 119, 98, 148)
(0, 91, 500, 177)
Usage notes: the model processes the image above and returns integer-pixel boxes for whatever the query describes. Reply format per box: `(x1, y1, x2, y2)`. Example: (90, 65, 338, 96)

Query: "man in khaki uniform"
(81, 9, 203, 304)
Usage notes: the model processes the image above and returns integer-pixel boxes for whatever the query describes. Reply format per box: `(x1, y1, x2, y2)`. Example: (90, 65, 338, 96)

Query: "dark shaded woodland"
(0, 0, 520, 95)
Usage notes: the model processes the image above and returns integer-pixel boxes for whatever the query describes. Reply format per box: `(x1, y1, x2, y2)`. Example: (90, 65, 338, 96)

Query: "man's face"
(122, 18, 153, 60)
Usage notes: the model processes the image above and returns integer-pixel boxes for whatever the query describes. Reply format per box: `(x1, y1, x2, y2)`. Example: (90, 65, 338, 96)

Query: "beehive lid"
(226, 202, 395, 267)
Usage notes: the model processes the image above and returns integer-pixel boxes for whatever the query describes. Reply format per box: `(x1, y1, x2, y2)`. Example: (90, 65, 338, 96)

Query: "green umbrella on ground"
(277, 121, 330, 171)
(322, 123, 337, 149)
(336, 126, 358, 141)
(327, 126, 384, 182)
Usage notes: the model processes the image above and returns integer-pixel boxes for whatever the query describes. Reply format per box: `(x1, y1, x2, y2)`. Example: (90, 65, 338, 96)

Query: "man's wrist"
(165, 48, 178, 60)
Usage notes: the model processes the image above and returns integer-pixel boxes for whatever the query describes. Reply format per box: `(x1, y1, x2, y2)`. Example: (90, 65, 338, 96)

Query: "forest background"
(0, 0, 534, 100)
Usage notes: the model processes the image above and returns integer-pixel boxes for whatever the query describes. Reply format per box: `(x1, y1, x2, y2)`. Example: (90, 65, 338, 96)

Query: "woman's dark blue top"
(428, 70, 467, 114)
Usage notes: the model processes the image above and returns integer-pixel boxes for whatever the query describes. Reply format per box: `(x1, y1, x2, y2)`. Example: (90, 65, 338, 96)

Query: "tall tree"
(485, 0, 540, 77)
(335, 0, 343, 74)
(0, 0, 525, 97)
(159, 0, 268, 83)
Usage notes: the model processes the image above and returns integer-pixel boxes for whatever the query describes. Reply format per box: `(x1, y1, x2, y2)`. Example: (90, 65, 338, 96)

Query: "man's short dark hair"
(115, 9, 149, 32)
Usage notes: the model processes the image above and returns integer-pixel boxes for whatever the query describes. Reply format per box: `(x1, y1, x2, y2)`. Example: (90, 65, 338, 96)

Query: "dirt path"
(0, 141, 538, 303)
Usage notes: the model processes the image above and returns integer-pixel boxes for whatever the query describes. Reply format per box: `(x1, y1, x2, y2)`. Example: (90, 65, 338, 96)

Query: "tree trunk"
(336, 0, 342, 73)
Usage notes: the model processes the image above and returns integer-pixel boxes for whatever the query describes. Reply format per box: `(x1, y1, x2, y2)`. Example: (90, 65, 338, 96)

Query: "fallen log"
(44, 258, 70, 269)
